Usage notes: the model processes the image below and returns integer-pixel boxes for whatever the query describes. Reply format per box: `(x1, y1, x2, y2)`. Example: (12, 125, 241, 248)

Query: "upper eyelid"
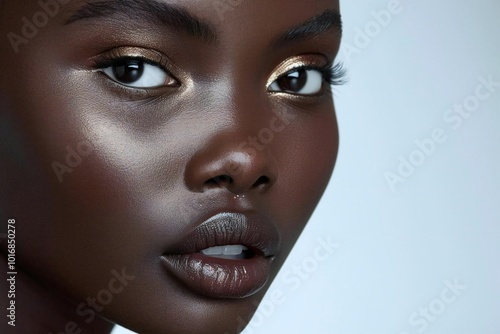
(101, 56, 160, 67)
(90, 47, 179, 75)
(96, 55, 170, 74)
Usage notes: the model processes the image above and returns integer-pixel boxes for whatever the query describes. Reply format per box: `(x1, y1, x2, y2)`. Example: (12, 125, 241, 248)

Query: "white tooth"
(201, 246, 224, 255)
(223, 245, 247, 255)
(201, 245, 248, 256)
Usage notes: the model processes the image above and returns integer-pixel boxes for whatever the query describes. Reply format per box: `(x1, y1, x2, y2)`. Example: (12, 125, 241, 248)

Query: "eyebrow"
(64, 0, 217, 43)
(272, 10, 342, 48)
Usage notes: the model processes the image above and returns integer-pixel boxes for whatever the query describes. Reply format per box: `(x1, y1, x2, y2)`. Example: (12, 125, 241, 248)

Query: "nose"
(184, 133, 279, 195)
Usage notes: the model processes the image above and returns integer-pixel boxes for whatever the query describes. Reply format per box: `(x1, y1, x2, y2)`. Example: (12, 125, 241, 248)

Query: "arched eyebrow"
(272, 10, 342, 48)
(64, 0, 218, 43)
(65, 0, 341, 48)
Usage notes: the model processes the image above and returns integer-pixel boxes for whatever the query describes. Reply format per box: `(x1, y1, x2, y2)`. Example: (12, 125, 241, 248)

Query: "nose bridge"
(231, 92, 268, 131)
(208, 43, 268, 127)
(184, 85, 279, 195)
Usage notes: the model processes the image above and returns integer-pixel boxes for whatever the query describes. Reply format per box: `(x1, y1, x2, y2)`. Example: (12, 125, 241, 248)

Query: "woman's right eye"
(101, 58, 178, 89)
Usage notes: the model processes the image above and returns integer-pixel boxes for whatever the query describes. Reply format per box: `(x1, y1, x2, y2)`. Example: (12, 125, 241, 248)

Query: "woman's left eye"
(101, 59, 178, 88)
(268, 69, 324, 95)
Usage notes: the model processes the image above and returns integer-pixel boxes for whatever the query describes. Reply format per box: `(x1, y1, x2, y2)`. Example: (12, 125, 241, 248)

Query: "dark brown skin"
(0, 0, 341, 333)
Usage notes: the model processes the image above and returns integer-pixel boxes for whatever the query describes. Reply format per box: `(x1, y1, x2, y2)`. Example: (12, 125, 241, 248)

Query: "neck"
(0, 253, 115, 334)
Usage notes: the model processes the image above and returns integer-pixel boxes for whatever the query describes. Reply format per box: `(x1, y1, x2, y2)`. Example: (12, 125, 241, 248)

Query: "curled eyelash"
(325, 62, 348, 86)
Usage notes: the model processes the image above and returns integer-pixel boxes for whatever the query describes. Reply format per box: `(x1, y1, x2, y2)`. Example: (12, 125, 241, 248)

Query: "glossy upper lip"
(164, 211, 281, 257)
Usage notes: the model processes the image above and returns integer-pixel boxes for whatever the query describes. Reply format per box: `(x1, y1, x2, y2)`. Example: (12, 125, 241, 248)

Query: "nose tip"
(185, 147, 278, 195)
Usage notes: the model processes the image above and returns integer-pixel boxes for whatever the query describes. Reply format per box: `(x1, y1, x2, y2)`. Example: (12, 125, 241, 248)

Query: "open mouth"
(161, 212, 281, 299)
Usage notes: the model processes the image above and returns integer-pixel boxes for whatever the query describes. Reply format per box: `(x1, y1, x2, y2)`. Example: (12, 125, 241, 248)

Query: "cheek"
(0, 67, 163, 300)
(270, 106, 338, 245)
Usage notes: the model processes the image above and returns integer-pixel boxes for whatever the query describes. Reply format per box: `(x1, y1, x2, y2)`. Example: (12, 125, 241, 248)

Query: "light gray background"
(113, 0, 500, 333)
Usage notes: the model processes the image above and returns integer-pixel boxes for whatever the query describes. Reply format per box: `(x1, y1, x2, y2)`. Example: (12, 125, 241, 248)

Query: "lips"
(161, 212, 281, 299)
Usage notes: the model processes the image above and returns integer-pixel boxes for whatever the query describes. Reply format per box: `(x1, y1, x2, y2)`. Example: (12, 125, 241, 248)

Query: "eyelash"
(294, 62, 347, 86)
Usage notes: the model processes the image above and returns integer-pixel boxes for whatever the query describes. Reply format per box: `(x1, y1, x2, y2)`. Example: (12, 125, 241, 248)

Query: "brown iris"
(113, 60, 145, 84)
(275, 69, 308, 92)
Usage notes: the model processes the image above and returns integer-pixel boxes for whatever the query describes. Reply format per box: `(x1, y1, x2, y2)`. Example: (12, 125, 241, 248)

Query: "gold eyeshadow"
(266, 54, 329, 88)
(91, 47, 169, 70)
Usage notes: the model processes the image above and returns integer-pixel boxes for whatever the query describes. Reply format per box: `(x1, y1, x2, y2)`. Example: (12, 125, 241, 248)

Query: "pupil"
(113, 60, 144, 83)
(278, 69, 307, 92)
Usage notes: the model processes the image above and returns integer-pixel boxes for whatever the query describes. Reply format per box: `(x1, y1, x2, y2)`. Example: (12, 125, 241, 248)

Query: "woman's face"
(0, 0, 341, 333)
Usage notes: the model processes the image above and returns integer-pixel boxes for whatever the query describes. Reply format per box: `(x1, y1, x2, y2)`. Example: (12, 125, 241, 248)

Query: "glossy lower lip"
(161, 253, 272, 298)
(161, 212, 280, 299)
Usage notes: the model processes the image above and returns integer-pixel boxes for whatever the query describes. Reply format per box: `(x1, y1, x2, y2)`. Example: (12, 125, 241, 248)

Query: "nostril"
(253, 176, 270, 188)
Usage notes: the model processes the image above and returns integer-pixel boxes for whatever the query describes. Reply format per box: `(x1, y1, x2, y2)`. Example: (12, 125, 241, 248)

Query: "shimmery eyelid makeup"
(90, 46, 174, 75)
(266, 55, 331, 88)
